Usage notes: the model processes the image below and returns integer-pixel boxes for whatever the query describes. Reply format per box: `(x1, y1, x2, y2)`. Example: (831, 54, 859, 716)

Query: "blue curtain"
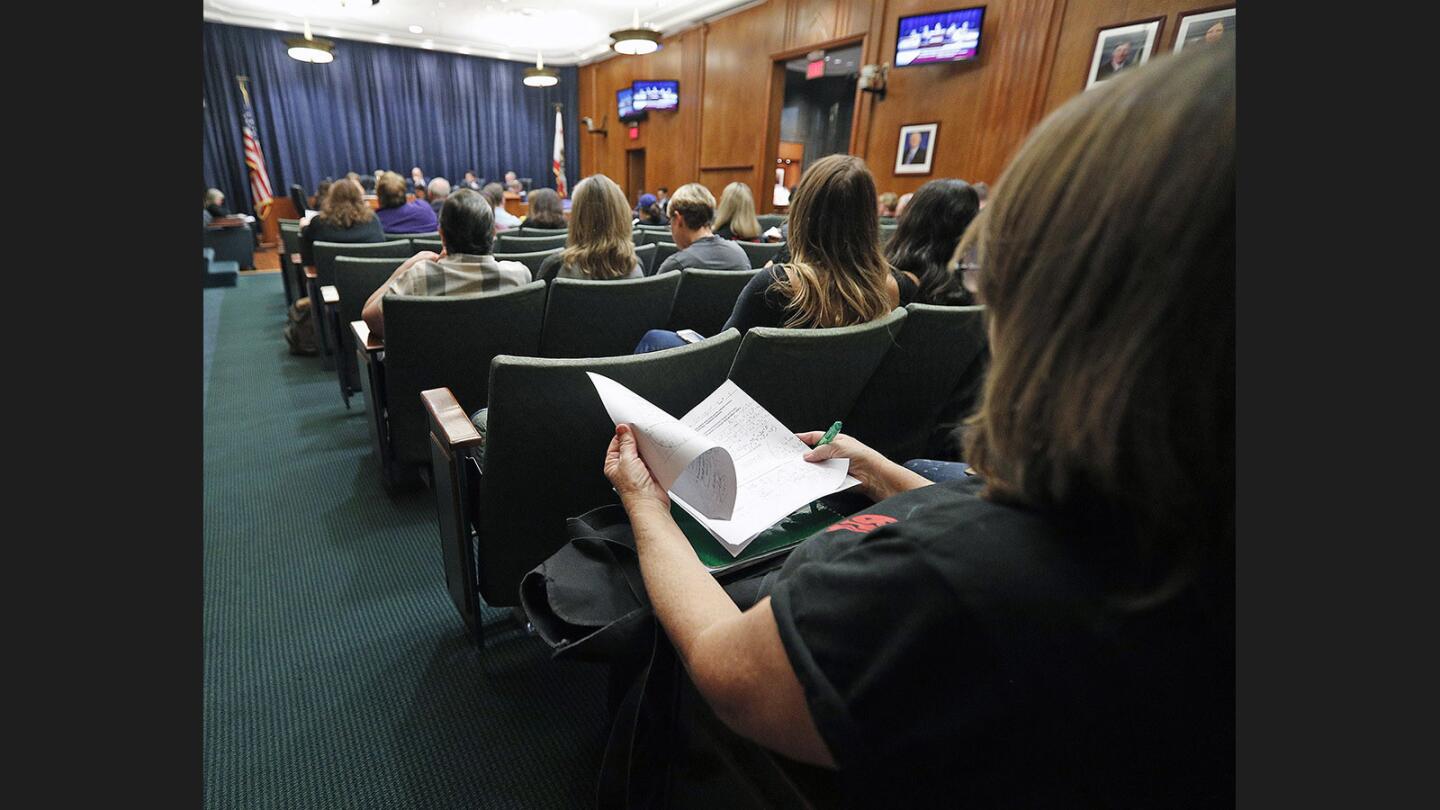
(203, 22, 580, 215)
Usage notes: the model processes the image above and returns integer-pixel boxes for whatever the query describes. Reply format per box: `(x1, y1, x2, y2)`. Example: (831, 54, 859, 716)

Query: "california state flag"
(553, 107, 567, 198)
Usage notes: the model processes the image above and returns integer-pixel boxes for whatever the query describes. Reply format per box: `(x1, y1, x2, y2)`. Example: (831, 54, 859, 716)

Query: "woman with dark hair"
(724, 154, 915, 333)
(884, 178, 981, 306)
(520, 188, 567, 230)
(374, 171, 439, 234)
(599, 42, 1234, 805)
(297, 178, 384, 267)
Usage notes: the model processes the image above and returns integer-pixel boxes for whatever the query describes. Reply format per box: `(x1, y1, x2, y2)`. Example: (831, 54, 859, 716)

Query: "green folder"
(674, 489, 872, 578)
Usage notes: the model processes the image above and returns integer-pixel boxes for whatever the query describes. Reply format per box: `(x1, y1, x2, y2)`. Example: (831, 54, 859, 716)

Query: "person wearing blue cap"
(635, 192, 667, 226)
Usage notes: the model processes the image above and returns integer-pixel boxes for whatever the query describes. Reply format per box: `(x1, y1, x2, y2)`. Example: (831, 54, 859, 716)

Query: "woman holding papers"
(601, 43, 1233, 806)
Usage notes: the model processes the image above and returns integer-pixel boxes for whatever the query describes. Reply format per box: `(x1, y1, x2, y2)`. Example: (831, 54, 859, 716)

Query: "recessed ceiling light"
(409, 25, 424, 34)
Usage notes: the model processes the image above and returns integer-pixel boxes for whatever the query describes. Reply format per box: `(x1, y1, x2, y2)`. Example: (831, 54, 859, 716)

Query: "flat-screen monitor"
(617, 87, 638, 121)
(895, 6, 985, 67)
(631, 80, 679, 111)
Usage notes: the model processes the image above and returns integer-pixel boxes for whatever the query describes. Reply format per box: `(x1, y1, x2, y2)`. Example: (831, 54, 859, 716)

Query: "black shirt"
(760, 477, 1233, 807)
(722, 265, 918, 333)
(298, 216, 386, 266)
(205, 203, 231, 219)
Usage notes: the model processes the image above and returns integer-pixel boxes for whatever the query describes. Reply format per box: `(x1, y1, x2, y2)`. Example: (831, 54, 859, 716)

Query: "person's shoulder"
(493, 258, 532, 277)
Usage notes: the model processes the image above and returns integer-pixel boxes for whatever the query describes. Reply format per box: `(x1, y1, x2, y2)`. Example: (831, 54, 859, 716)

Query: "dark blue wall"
(203, 22, 580, 214)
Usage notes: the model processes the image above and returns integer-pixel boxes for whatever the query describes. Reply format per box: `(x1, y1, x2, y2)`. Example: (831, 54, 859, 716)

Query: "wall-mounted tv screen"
(895, 6, 985, 66)
(631, 80, 679, 111)
(617, 87, 638, 121)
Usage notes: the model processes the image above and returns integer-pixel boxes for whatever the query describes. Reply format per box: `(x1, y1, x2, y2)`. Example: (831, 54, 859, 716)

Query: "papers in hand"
(588, 373, 859, 556)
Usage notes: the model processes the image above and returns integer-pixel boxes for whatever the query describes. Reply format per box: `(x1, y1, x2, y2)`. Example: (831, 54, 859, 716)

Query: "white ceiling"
(203, 0, 760, 66)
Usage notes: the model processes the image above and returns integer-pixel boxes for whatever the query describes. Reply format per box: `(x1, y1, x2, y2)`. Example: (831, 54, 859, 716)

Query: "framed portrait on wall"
(1086, 18, 1164, 90)
(1174, 6, 1235, 53)
(895, 123, 938, 175)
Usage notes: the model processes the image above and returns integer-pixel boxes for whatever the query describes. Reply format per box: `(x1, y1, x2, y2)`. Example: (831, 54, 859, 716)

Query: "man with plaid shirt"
(362, 188, 531, 340)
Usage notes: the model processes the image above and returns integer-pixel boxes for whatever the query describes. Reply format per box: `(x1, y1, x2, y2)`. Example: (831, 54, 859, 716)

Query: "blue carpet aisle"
(203, 275, 608, 809)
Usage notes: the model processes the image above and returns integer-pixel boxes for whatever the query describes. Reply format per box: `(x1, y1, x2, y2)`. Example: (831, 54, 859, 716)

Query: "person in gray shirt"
(654, 183, 752, 275)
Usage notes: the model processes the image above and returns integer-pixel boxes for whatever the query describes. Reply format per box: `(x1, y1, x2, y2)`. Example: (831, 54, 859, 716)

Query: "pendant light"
(523, 51, 559, 87)
(286, 20, 335, 64)
(610, 9, 661, 55)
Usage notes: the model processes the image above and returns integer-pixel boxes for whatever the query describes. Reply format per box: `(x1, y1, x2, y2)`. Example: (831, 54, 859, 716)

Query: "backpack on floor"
(284, 296, 319, 356)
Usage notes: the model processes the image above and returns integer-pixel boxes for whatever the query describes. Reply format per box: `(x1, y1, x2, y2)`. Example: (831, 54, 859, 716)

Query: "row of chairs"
(419, 302, 987, 641)
(349, 267, 767, 489)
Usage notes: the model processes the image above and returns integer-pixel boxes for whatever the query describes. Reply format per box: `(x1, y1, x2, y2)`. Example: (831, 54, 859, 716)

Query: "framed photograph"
(1173, 6, 1235, 53)
(895, 122, 938, 175)
(1085, 17, 1164, 90)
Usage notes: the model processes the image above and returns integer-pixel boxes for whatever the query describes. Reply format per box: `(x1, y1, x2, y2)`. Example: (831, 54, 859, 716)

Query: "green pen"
(816, 421, 842, 447)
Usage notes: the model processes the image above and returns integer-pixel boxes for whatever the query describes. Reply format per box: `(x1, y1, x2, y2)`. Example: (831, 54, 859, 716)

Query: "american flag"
(238, 77, 274, 215)
(553, 106, 567, 198)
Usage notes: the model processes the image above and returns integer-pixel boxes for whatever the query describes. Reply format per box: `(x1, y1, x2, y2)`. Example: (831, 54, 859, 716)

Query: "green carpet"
(204, 275, 608, 808)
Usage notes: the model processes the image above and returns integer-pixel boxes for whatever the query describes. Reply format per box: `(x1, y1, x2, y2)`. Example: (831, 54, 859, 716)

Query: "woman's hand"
(795, 431, 932, 502)
(604, 424, 670, 513)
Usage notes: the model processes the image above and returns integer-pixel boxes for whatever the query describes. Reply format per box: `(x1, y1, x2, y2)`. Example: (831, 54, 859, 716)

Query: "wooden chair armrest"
(304, 266, 317, 279)
(350, 320, 383, 353)
(321, 285, 339, 305)
(422, 388, 484, 449)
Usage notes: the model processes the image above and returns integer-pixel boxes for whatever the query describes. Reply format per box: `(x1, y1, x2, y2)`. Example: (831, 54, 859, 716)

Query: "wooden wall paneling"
(966, 0, 1066, 185)
(1040, 0, 1204, 116)
(577, 63, 596, 178)
(787, 0, 842, 49)
(699, 3, 789, 212)
(848, 0, 889, 161)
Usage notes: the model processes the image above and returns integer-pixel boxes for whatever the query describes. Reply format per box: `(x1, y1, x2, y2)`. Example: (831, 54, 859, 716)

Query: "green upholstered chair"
(540, 272, 681, 358)
(647, 241, 680, 275)
(330, 256, 408, 406)
(739, 241, 784, 269)
(494, 248, 563, 278)
(311, 240, 413, 368)
(496, 232, 569, 253)
(666, 268, 760, 335)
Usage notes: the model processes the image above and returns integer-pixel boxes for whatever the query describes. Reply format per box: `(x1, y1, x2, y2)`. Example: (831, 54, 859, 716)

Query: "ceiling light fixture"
(286, 21, 335, 63)
(409, 25, 424, 33)
(610, 9, 661, 55)
(523, 51, 559, 87)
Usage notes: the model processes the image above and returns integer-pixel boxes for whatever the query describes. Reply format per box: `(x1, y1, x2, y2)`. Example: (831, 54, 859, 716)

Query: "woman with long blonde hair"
(723, 154, 912, 332)
(712, 182, 762, 241)
(536, 174, 643, 282)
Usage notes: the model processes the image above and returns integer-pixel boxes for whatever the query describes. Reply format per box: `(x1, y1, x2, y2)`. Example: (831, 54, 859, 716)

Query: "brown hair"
(776, 155, 892, 328)
(713, 182, 761, 240)
(376, 171, 408, 209)
(667, 183, 716, 230)
(878, 191, 898, 216)
(560, 174, 640, 279)
(524, 188, 566, 228)
(317, 178, 373, 229)
(960, 43, 1235, 598)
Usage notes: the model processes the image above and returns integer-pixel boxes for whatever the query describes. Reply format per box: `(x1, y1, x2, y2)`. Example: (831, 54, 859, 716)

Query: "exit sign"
(629, 126, 639, 140)
(806, 59, 824, 79)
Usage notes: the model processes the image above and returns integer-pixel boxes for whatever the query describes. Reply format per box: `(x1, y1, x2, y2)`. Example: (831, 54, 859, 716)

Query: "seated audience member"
(461, 171, 483, 191)
(314, 179, 333, 211)
(600, 43, 1235, 805)
(375, 171, 439, 234)
(427, 177, 451, 214)
(894, 191, 914, 217)
(204, 188, 231, 219)
(483, 183, 522, 231)
(520, 188, 567, 230)
(724, 155, 915, 333)
(884, 178, 982, 306)
(359, 173, 376, 193)
(877, 191, 899, 218)
(360, 188, 531, 340)
(656, 186, 671, 215)
(713, 182, 763, 241)
(654, 184, 750, 275)
(504, 170, 522, 193)
(298, 178, 384, 267)
(634, 193, 668, 226)
(535, 174, 644, 282)
(973, 181, 990, 208)
(408, 166, 428, 193)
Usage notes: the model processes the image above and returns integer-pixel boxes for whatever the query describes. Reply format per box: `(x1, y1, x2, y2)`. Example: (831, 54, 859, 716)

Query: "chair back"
(631, 230, 646, 246)
(383, 282, 548, 466)
(387, 231, 439, 242)
(667, 269, 759, 335)
(480, 330, 742, 604)
(279, 218, 302, 230)
(517, 225, 568, 236)
(312, 239, 412, 286)
(496, 232, 568, 253)
(280, 224, 302, 256)
(540, 273, 681, 358)
(740, 241, 785, 269)
(632, 243, 657, 275)
(333, 256, 409, 392)
(843, 304, 988, 461)
(647, 242, 680, 275)
(289, 184, 308, 215)
(494, 248, 563, 278)
(726, 308, 908, 432)
(411, 237, 444, 254)
(878, 223, 898, 249)
(638, 229, 673, 247)
(756, 214, 786, 231)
